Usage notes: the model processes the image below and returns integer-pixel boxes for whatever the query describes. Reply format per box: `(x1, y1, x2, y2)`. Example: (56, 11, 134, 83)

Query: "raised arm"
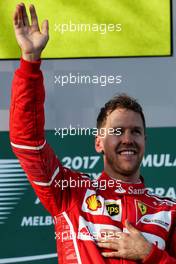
(10, 4, 77, 216)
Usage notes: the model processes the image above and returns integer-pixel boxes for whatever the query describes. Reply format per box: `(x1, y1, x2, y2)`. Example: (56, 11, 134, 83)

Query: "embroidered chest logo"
(138, 201, 147, 215)
(86, 194, 102, 211)
(114, 183, 126, 194)
(106, 203, 120, 216)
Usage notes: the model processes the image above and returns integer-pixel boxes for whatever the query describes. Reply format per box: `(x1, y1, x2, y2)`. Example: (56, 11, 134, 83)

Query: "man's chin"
(115, 166, 139, 177)
(105, 158, 141, 178)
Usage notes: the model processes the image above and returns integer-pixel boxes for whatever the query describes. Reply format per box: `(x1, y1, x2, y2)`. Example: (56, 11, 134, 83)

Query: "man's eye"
(133, 129, 141, 134)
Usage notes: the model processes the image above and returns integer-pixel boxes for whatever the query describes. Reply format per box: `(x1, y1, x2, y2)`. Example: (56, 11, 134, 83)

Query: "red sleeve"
(143, 226, 176, 264)
(9, 58, 81, 217)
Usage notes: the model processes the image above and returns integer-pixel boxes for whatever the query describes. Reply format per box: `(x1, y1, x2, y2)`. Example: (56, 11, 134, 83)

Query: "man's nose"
(121, 131, 134, 144)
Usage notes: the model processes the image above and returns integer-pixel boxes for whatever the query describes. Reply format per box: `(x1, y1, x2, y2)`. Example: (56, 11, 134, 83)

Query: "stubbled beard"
(105, 153, 142, 177)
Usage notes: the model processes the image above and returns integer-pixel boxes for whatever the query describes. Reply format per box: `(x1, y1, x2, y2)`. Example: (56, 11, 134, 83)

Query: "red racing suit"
(10, 59, 176, 264)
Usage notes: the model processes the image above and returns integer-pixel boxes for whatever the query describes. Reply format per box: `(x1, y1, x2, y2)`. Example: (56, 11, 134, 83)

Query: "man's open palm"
(13, 3, 49, 61)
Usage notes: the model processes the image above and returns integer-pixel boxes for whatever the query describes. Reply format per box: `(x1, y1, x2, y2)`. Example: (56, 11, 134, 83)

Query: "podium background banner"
(0, 128, 176, 263)
(0, 0, 171, 59)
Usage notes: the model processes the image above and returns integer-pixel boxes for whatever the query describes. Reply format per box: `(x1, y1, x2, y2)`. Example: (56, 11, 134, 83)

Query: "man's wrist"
(140, 242, 153, 261)
(22, 52, 41, 62)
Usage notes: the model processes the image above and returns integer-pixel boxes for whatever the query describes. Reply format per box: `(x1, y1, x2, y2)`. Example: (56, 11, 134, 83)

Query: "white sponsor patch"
(142, 232, 166, 250)
(78, 216, 122, 241)
(137, 211, 171, 231)
(81, 189, 104, 215)
(104, 199, 122, 221)
(81, 189, 122, 221)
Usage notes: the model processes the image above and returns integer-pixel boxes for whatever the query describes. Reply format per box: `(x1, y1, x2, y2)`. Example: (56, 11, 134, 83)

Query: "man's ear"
(95, 136, 104, 153)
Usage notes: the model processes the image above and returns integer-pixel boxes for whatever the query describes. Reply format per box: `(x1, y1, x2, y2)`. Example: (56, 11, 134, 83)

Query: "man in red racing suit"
(10, 3, 176, 264)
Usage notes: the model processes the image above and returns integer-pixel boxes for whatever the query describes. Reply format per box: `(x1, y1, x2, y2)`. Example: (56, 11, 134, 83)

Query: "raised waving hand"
(13, 3, 49, 61)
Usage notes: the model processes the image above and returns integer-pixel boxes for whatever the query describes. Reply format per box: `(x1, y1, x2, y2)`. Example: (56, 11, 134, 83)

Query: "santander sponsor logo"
(128, 186, 146, 195)
(114, 183, 146, 195)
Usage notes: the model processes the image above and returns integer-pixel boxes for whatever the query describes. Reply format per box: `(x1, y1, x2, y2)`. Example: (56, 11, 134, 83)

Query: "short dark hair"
(96, 94, 146, 131)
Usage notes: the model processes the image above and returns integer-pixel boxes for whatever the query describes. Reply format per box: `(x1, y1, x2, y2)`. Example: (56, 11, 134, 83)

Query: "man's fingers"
(20, 3, 30, 26)
(125, 219, 139, 234)
(97, 241, 119, 249)
(98, 235, 121, 242)
(101, 251, 120, 258)
(41, 20, 49, 37)
(13, 5, 23, 28)
(13, 8, 19, 27)
(29, 4, 39, 29)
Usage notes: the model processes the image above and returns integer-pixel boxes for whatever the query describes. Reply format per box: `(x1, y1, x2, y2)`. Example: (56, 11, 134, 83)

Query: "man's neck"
(104, 167, 141, 184)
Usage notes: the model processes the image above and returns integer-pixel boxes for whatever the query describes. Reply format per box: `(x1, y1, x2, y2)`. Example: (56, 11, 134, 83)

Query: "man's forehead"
(106, 108, 143, 126)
